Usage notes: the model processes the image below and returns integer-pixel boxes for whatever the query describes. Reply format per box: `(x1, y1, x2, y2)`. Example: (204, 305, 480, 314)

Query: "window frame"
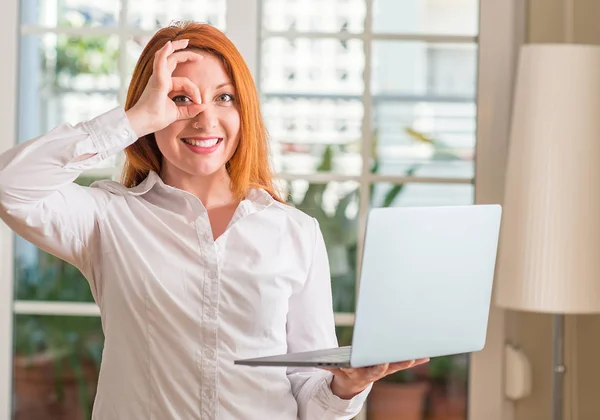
(0, 1, 524, 418)
(0, 0, 18, 417)
(469, 0, 525, 419)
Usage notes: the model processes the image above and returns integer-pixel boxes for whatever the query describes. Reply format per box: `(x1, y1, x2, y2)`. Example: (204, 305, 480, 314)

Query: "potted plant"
(288, 128, 452, 313)
(13, 255, 103, 420)
(367, 369, 430, 420)
(423, 355, 469, 418)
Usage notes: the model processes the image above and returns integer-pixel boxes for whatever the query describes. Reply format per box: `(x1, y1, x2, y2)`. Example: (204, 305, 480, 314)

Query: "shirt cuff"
(314, 374, 372, 415)
(81, 107, 139, 160)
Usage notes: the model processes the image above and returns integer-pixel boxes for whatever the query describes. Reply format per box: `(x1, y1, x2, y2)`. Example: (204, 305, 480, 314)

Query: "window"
(260, 0, 478, 418)
(13, 1, 226, 417)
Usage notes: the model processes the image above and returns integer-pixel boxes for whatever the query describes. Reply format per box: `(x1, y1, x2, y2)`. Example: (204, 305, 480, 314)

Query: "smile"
(180, 137, 223, 155)
(181, 137, 223, 147)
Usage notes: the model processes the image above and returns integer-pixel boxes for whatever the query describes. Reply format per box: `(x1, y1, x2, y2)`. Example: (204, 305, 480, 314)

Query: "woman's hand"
(324, 358, 430, 400)
(126, 39, 205, 138)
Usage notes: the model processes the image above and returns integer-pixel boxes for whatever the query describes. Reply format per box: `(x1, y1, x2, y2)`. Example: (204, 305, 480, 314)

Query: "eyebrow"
(216, 82, 234, 90)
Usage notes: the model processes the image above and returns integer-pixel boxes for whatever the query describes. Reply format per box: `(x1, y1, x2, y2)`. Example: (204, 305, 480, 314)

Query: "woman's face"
(154, 52, 240, 182)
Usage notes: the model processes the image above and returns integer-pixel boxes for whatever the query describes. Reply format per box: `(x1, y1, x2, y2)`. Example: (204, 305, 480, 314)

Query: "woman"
(0, 22, 427, 419)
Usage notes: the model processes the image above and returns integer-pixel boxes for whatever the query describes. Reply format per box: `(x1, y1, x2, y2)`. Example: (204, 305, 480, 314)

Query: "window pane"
(21, 0, 120, 27)
(285, 180, 359, 313)
(371, 182, 473, 208)
(265, 98, 363, 175)
(14, 176, 105, 304)
(54, 92, 120, 135)
(21, 91, 120, 169)
(262, 0, 366, 33)
(125, 35, 151, 87)
(13, 315, 103, 420)
(335, 326, 353, 347)
(372, 42, 477, 98)
(127, 0, 226, 31)
(15, 248, 95, 303)
(19, 34, 120, 166)
(371, 42, 477, 177)
(372, 101, 475, 178)
(261, 38, 364, 95)
(367, 182, 471, 419)
(373, 0, 479, 35)
(20, 34, 120, 93)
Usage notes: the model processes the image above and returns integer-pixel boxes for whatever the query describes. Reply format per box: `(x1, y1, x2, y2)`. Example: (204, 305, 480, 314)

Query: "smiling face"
(154, 51, 240, 185)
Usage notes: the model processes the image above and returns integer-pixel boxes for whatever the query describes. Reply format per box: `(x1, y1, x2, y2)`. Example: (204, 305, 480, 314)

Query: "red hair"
(122, 21, 282, 202)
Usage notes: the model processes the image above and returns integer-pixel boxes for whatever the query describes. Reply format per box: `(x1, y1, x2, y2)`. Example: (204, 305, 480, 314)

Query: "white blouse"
(0, 108, 370, 419)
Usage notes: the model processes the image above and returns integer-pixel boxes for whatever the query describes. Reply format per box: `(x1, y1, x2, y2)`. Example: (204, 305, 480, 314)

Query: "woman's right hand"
(126, 39, 205, 138)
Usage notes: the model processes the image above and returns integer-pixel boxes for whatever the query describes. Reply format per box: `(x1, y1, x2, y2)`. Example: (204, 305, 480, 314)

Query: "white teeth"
(182, 138, 220, 147)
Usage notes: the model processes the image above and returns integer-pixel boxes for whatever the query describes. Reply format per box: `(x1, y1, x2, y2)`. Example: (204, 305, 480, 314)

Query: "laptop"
(234, 204, 502, 368)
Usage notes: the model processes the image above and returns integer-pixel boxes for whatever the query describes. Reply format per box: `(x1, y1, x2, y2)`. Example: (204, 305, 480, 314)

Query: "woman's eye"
(172, 95, 192, 105)
(217, 93, 234, 103)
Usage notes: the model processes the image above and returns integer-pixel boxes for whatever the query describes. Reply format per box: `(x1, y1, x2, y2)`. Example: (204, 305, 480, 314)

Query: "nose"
(192, 104, 218, 131)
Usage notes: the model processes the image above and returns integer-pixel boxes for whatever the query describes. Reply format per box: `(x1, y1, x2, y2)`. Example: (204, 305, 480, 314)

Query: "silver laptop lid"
(350, 205, 502, 367)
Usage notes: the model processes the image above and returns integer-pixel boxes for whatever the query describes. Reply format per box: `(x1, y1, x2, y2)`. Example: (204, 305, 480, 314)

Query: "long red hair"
(122, 21, 282, 202)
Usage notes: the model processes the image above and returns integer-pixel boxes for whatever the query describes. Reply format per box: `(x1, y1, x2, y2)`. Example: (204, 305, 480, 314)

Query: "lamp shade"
(495, 44, 600, 314)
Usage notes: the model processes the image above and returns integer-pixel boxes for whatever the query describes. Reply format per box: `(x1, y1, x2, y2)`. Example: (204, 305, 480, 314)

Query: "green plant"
(40, 15, 120, 89)
(287, 145, 360, 314)
(55, 35, 119, 79)
(289, 128, 460, 306)
(427, 356, 455, 383)
(13, 178, 104, 418)
(382, 365, 421, 384)
(382, 355, 467, 386)
(288, 127, 463, 371)
(14, 257, 103, 418)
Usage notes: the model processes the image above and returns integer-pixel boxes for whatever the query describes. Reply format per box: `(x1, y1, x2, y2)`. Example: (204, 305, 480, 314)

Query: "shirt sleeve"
(286, 217, 371, 419)
(0, 107, 138, 298)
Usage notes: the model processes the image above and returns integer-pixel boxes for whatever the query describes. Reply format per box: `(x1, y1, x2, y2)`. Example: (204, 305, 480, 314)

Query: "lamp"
(495, 43, 600, 420)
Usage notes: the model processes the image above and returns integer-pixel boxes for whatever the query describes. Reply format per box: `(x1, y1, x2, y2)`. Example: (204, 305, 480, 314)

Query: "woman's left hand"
(323, 358, 430, 400)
